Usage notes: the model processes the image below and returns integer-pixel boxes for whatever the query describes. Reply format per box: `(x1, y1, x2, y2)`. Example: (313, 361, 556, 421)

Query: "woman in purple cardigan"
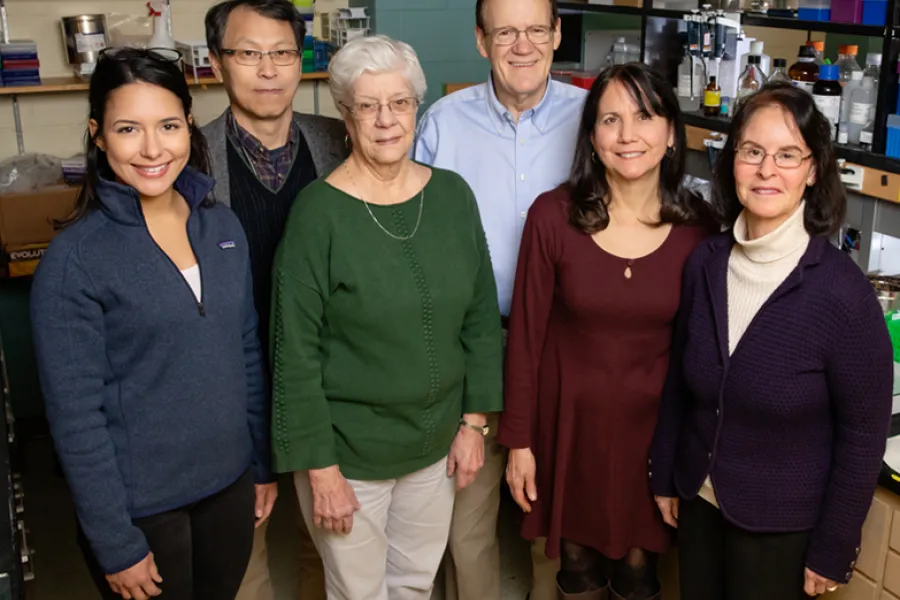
(650, 82, 894, 600)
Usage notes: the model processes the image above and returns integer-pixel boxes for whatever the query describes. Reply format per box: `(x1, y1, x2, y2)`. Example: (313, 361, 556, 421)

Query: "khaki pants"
(235, 474, 326, 600)
(295, 458, 455, 600)
(442, 414, 506, 600)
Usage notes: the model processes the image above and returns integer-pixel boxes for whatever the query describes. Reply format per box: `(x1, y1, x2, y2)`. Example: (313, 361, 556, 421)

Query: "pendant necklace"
(344, 162, 424, 241)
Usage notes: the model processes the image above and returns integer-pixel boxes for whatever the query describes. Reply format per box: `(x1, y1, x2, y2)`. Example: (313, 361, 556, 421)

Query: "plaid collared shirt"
(226, 110, 299, 193)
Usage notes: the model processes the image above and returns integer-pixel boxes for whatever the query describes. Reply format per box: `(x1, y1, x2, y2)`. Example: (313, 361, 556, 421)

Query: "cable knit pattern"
(651, 231, 894, 584)
(699, 203, 811, 508)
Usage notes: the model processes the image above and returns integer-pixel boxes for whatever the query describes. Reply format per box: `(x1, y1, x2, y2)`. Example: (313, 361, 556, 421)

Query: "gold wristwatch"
(459, 418, 490, 436)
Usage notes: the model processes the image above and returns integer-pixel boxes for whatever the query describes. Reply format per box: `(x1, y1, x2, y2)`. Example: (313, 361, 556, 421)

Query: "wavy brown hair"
(711, 81, 845, 237)
(567, 63, 711, 234)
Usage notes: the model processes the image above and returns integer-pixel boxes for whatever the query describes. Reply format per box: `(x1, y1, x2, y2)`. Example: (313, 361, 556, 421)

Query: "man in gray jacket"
(202, 1, 346, 599)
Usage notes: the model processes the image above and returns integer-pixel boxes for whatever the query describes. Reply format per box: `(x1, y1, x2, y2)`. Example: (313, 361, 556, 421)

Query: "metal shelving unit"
(560, 0, 900, 172)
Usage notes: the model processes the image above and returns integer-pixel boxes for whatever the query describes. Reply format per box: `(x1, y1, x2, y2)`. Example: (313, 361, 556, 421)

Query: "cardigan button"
(846, 572, 853, 581)
(648, 471, 653, 479)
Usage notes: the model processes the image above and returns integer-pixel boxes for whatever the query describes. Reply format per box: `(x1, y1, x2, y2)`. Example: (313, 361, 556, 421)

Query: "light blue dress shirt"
(414, 77, 587, 316)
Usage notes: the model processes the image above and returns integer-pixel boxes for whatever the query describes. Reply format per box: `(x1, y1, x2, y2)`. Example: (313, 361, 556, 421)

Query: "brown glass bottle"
(789, 46, 819, 94)
(703, 76, 721, 116)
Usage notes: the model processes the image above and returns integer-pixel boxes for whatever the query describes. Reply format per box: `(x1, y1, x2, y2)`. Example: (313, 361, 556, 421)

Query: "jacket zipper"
(141, 211, 206, 317)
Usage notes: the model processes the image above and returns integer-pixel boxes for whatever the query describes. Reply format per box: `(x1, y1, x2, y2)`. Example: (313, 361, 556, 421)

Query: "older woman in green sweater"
(270, 35, 503, 600)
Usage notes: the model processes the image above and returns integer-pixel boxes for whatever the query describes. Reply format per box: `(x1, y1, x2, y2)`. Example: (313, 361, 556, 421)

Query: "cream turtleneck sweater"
(698, 201, 811, 508)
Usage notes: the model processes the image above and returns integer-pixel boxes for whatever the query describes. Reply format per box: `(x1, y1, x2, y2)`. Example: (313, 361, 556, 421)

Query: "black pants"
(678, 496, 811, 600)
(78, 469, 256, 600)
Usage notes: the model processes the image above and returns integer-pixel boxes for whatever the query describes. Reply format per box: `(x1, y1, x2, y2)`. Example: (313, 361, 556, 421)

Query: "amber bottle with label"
(703, 76, 721, 116)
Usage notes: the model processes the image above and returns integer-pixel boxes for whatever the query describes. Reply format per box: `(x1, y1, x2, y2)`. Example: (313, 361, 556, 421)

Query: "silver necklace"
(344, 162, 424, 241)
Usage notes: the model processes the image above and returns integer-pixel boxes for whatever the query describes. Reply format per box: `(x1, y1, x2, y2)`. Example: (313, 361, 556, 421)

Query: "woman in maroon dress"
(497, 63, 714, 600)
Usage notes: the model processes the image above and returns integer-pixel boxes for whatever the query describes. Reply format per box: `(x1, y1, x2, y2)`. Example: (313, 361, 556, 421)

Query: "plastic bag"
(106, 13, 154, 49)
(0, 154, 64, 194)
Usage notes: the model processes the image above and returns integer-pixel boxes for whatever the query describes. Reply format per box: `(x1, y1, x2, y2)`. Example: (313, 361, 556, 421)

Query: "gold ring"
(827, 586, 838, 592)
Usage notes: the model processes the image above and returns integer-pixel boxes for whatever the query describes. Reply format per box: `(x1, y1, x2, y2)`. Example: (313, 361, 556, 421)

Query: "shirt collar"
(484, 72, 555, 134)
(96, 166, 215, 226)
(226, 108, 298, 159)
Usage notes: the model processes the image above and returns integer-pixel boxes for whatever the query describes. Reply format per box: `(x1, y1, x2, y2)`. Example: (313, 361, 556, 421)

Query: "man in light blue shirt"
(414, 0, 586, 598)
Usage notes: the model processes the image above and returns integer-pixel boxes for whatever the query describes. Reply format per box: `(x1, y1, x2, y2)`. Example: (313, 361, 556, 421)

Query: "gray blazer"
(201, 110, 348, 207)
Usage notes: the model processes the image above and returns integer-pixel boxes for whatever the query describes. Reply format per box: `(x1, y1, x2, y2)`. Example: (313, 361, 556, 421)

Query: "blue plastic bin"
(798, 7, 832, 19)
(885, 115, 900, 159)
(862, 0, 887, 24)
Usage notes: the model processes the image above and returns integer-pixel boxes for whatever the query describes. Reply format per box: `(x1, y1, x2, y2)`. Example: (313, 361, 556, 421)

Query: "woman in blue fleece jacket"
(30, 48, 275, 600)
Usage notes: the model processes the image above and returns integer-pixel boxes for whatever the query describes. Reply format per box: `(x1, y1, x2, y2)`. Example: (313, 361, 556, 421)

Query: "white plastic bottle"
(148, 1, 176, 50)
(739, 40, 771, 79)
(840, 70, 863, 126)
(848, 76, 875, 145)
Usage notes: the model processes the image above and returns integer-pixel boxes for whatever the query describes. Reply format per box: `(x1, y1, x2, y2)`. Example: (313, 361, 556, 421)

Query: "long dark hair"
(567, 63, 709, 233)
(711, 81, 845, 237)
(61, 48, 212, 227)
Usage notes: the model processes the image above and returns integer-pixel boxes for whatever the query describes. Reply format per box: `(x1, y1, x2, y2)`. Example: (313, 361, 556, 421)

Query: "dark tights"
(559, 540, 660, 599)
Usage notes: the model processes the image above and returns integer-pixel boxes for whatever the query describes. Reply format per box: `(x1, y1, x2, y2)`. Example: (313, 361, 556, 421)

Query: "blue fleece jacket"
(30, 167, 271, 575)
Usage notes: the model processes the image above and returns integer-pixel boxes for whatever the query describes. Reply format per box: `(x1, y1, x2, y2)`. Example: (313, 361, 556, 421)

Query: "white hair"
(328, 35, 428, 111)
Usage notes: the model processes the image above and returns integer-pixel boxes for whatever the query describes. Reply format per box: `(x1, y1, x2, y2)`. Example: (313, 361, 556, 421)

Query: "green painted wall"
(362, 0, 489, 109)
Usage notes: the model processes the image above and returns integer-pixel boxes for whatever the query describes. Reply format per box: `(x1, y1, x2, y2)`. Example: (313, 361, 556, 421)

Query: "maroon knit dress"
(497, 186, 709, 560)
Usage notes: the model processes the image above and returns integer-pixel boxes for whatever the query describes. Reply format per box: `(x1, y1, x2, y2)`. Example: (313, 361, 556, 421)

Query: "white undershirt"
(699, 202, 810, 509)
(180, 264, 202, 303)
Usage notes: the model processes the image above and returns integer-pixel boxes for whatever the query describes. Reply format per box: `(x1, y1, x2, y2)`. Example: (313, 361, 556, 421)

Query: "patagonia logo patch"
(219, 241, 236, 250)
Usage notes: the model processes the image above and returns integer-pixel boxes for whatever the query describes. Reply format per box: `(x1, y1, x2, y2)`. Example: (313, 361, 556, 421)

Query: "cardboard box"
(6, 243, 48, 278)
(0, 185, 79, 277)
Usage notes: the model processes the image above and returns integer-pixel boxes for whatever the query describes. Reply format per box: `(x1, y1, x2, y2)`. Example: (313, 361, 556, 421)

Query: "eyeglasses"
(736, 146, 812, 169)
(221, 49, 300, 66)
(99, 47, 183, 63)
(340, 97, 420, 120)
(488, 25, 554, 46)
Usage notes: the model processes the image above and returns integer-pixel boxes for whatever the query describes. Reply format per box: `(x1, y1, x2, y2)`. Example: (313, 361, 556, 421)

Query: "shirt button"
(520, 174, 525, 181)
(708, 452, 713, 460)
(520, 211, 527, 218)
(716, 409, 720, 417)
(648, 471, 653, 479)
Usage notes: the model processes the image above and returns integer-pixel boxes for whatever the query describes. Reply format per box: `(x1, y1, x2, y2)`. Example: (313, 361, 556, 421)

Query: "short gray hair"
(328, 35, 427, 111)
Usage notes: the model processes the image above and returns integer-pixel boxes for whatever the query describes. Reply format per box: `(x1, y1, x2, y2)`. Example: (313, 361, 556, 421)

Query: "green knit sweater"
(270, 166, 503, 481)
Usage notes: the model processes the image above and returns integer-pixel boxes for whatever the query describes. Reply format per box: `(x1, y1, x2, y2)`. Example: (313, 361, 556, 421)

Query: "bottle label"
(793, 80, 815, 93)
(677, 74, 703, 97)
(838, 129, 848, 144)
(813, 94, 840, 139)
(850, 102, 874, 125)
(860, 130, 873, 145)
(703, 90, 721, 107)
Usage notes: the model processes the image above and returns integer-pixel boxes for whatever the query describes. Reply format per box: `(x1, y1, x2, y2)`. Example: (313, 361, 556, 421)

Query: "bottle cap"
(806, 40, 824, 52)
(866, 52, 883, 66)
(838, 44, 848, 54)
(750, 41, 765, 55)
(709, 75, 717, 83)
(851, 70, 863, 81)
(749, 55, 761, 65)
(846, 44, 859, 55)
(798, 46, 815, 58)
(774, 58, 787, 67)
(817, 64, 839, 81)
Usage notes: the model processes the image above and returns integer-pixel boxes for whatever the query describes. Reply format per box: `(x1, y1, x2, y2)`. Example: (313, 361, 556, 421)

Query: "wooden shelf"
(0, 71, 329, 97)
